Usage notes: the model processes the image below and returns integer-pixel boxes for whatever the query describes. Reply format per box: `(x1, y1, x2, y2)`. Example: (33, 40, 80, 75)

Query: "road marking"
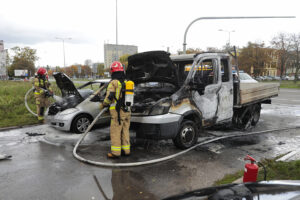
(276, 150, 300, 162)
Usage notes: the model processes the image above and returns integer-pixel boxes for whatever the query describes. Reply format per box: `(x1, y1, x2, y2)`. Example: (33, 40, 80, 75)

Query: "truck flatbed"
(239, 82, 280, 105)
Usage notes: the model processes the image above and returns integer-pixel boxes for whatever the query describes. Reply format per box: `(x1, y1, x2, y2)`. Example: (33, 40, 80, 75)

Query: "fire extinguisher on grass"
(243, 155, 267, 183)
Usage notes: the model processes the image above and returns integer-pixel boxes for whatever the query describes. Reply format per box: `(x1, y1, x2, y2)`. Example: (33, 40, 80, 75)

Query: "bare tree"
(289, 33, 300, 82)
(271, 33, 293, 78)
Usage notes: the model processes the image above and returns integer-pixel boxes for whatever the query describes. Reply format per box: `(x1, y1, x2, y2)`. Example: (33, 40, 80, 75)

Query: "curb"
(0, 124, 41, 132)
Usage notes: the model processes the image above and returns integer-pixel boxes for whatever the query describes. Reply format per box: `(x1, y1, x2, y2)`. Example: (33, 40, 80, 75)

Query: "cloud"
(0, 17, 93, 45)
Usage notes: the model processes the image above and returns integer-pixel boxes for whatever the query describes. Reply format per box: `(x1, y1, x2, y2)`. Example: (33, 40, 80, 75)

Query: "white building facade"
(104, 44, 138, 69)
(0, 40, 8, 80)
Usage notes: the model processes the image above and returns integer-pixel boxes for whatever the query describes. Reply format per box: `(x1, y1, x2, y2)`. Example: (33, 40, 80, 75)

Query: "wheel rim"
(180, 125, 195, 145)
(76, 117, 90, 132)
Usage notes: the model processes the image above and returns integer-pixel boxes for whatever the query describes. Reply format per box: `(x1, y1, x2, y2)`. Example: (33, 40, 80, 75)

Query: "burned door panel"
(190, 58, 220, 120)
(216, 58, 234, 122)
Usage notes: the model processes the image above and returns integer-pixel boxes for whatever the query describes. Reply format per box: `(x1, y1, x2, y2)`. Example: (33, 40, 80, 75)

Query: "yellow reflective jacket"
(103, 79, 122, 110)
(33, 77, 51, 97)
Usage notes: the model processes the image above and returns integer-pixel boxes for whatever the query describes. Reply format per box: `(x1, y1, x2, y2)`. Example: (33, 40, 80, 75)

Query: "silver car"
(45, 72, 110, 133)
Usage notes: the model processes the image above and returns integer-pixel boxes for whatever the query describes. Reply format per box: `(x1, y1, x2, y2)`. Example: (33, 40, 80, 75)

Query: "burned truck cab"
(128, 51, 234, 149)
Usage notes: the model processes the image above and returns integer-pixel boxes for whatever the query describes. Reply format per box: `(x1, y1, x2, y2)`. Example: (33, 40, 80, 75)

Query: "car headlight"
(60, 108, 79, 115)
(149, 98, 172, 115)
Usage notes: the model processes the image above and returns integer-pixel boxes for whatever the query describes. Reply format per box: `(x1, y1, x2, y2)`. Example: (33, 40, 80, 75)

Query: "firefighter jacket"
(102, 79, 122, 110)
(33, 77, 51, 98)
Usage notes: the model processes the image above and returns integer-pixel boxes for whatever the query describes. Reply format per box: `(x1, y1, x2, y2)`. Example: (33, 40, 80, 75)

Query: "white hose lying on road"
(25, 87, 38, 117)
(73, 107, 300, 167)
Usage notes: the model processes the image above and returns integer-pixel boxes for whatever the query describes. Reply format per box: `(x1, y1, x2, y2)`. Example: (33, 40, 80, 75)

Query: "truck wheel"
(173, 120, 198, 149)
(251, 104, 261, 126)
(72, 114, 92, 134)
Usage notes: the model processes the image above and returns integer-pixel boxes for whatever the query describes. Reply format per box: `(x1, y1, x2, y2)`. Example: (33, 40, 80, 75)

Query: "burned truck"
(127, 51, 279, 149)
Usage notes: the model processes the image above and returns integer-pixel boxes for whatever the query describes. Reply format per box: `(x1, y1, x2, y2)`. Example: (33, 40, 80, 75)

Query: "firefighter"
(33, 68, 52, 122)
(99, 61, 131, 158)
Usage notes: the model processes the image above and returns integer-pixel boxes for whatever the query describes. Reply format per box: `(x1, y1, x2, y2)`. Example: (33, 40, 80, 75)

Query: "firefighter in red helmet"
(100, 61, 131, 158)
(33, 68, 53, 122)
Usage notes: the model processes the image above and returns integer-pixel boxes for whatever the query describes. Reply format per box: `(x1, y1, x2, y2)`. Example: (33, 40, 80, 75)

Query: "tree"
(271, 33, 293, 77)
(119, 54, 130, 69)
(8, 46, 38, 77)
(238, 42, 272, 76)
(185, 48, 203, 54)
(289, 33, 300, 82)
(97, 63, 105, 77)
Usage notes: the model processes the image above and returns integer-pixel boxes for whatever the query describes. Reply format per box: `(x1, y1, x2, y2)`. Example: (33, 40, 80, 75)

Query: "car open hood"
(53, 72, 83, 99)
(127, 51, 178, 86)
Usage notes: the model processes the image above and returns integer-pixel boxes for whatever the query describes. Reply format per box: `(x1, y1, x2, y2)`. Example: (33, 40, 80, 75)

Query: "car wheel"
(251, 104, 261, 126)
(72, 114, 92, 134)
(173, 120, 198, 149)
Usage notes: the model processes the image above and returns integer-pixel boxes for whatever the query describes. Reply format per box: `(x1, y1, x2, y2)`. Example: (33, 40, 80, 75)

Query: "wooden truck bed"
(239, 82, 280, 105)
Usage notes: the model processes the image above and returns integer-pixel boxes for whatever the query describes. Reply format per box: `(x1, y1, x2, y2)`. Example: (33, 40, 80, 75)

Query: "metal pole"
(115, 0, 118, 61)
(183, 16, 295, 54)
(56, 37, 71, 67)
(62, 40, 65, 67)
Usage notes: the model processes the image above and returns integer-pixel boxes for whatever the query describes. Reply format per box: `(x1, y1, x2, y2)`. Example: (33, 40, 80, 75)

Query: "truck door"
(191, 58, 220, 120)
(216, 58, 234, 122)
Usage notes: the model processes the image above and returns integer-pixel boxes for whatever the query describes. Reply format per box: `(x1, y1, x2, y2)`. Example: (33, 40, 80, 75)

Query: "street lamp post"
(218, 29, 235, 46)
(56, 37, 72, 67)
(182, 16, 295, 54)
(115, 0, 118, 61)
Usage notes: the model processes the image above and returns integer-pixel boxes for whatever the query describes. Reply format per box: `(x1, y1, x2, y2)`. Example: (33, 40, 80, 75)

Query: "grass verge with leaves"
(0, 80, 60, 128)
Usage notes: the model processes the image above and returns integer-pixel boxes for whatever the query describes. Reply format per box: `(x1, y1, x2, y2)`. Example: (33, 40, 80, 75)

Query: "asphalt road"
(0, 88, 299, 200)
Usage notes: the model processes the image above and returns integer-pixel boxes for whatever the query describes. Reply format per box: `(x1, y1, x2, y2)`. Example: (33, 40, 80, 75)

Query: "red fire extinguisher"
(243, 155, 258, 183)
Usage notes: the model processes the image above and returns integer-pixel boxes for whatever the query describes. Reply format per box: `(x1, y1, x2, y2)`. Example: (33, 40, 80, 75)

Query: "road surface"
(0, 88, 299, 200)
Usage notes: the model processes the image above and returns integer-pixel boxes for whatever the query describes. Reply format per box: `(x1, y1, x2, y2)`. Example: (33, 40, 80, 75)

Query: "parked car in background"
(237, 72, 258, 83)
(45, 72, 111, 133)
(281, 75, 290, 80)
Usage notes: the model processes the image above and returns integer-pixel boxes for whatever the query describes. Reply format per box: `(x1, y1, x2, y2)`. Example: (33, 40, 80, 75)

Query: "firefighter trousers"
(35, 97, 50, 120)
(110, 109, 131, 156)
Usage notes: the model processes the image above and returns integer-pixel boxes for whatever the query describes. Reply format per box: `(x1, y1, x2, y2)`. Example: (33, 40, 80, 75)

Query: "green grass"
(214, 157, 300, 186)
(0, 80, 60, 128)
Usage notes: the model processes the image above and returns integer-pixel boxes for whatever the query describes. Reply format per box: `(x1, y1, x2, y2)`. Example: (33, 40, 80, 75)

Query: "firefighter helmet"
(37, 68, 47, 76)
(110, 61, 124, 74)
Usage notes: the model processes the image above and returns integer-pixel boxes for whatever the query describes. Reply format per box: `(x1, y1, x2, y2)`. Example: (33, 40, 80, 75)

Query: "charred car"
(45, 72, 110, 133)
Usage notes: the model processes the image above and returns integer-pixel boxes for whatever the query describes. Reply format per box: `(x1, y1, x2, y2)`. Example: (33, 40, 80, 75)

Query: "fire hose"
(25, 87, 38, 117)
(73, 107, 300, 167)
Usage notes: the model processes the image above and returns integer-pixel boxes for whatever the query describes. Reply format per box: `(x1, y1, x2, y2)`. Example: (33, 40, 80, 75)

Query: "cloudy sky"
(1, 0, 300, 67)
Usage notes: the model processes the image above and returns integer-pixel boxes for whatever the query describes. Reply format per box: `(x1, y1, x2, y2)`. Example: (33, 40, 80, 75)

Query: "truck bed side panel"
(239, 83, 279, 105)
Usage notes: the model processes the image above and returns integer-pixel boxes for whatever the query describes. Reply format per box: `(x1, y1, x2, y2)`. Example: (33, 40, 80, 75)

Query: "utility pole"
(115, 0, 118, 61)
(56, 37, 72, 67)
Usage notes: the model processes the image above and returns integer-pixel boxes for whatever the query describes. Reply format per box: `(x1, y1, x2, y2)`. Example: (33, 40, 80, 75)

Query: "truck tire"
(251, 104, 261, 126)
(72, 114, 92, 134)
(173, 120, 198, 149)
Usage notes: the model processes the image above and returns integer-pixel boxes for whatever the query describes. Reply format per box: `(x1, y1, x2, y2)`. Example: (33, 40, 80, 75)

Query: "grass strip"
(214, 158, 300, 186)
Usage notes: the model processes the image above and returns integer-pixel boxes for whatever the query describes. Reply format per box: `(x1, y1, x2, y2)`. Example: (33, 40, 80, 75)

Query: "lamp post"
(55, 37, 72, 67)
(218, 29, 235, 47)
(115, 0, 118, 61)
(182, 16, 295, 54)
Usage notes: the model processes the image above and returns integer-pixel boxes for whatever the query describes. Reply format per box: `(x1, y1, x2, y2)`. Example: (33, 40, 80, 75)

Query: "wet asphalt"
(0, 88, 300, 200)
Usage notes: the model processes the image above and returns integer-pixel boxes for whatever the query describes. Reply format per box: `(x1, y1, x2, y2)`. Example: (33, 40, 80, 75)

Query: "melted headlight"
(149, 99, 171, 115)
